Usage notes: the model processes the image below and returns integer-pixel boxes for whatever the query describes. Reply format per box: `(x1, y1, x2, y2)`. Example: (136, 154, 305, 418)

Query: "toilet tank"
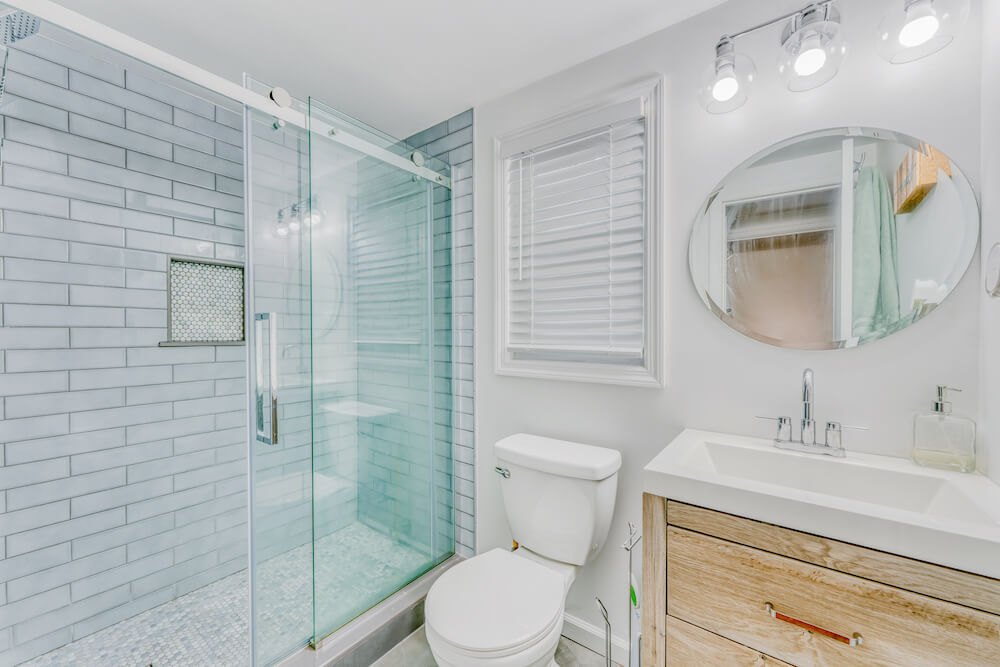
(495, 434, 622, 566)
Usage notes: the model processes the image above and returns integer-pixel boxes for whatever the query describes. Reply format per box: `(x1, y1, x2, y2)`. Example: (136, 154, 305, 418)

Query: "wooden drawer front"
(667, 616, 792, 666)
(667, 527, 1000, 666)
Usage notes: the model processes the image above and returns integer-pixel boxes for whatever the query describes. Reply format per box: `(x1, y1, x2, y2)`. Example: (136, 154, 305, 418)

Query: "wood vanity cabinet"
(641, 493, 1000, 666)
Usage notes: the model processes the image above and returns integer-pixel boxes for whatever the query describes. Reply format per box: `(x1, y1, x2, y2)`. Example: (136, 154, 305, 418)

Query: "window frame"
(493, 77, 664, 387)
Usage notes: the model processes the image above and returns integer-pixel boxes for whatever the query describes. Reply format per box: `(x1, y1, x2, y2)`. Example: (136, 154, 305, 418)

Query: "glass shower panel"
(246, 104, 314, 666)
(308, 98, 455, 640)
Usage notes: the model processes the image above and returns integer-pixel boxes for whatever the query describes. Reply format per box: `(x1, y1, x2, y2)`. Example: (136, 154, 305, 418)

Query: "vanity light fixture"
(699, 35, 756, 114)
(877, 0, 969, 64)
(700, 2, 842, 114)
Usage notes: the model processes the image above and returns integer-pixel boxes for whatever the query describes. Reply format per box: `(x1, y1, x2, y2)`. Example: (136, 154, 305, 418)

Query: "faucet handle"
(757, 415, 793, 442)
(824, 421, 869, 450)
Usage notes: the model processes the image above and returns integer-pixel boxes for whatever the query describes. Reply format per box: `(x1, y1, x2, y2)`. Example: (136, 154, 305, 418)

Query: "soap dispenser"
(912, 386, 976, 473)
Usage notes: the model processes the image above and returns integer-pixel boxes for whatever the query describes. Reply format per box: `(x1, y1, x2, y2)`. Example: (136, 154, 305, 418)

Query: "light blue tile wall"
(0, 36, 247, 665)
(406, 110, 474, 557)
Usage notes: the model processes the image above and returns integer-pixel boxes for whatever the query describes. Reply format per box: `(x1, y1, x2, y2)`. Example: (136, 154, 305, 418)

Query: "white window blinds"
(503, 110, 647, 361)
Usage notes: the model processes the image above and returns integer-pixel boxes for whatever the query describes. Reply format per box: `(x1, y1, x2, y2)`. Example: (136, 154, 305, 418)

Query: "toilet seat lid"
(426, 548, 564, 653)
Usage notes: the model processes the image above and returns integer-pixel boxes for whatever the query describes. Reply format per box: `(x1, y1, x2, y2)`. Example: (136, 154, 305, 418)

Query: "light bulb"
(276, 220, 289, 237)
(306, 213, 322, 227)
(288, 219, 301, 232)
(794, 37, 827, 76)
(899, 1, 940, 47)
(712, 65, 739, 102)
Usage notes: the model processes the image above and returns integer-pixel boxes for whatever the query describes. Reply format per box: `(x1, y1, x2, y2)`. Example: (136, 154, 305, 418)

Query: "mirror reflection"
(689, 128, 979, 349)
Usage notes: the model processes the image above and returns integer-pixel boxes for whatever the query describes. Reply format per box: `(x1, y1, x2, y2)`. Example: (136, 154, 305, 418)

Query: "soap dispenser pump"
(912, 386, 976, 473)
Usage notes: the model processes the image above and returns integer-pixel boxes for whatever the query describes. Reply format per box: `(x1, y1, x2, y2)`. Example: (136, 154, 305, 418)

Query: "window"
(495, 80, 663, 386)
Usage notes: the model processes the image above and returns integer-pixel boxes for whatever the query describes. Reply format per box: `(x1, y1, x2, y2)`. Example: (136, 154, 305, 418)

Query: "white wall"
(980, 0, 1000, 486)
(473, 0, 983, 649)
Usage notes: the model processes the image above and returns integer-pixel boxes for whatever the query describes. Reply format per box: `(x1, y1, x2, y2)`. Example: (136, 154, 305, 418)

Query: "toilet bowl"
(425, 548, 574, 667)
(425, 434, 621, 667)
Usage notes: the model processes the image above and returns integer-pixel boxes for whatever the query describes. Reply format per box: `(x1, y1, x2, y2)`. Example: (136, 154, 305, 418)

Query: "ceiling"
(52, 0, 726, 138)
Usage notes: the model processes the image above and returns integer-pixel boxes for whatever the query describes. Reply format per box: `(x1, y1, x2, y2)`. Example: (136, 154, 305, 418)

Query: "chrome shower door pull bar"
(255, 312, 279, 445)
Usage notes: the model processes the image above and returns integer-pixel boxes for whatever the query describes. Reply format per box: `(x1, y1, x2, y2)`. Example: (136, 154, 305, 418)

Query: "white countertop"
(643, 429, 1000, 579)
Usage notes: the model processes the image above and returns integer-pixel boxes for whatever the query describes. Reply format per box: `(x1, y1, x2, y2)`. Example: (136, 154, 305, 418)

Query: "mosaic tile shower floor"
(24, 523, 430, 667)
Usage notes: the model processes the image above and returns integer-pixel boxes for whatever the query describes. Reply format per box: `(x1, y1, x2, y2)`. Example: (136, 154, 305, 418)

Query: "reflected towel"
(852, 166, 900, 336)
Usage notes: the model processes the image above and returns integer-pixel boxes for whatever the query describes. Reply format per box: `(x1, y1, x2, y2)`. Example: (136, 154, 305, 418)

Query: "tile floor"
(372, 626, 616, 667)
(23, 523, 430, 667)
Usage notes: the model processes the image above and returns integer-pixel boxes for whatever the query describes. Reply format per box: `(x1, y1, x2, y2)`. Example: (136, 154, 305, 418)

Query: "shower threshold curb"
(279, 554, 462, 667)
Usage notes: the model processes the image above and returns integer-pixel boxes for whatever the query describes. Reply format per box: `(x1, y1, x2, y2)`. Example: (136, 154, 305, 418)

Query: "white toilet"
(425, 433, 622, 667)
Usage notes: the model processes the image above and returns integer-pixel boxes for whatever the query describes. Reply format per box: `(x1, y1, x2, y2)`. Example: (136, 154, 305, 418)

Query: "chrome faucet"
(757, 368, 866, 457)
(801, 368, 815, 445)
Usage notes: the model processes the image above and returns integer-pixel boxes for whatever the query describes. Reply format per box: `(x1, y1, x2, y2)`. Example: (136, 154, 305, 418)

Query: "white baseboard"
(561, 612, 630, 666)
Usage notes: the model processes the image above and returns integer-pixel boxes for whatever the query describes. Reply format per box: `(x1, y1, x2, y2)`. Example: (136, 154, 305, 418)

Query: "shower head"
(1, 9, 40, 46)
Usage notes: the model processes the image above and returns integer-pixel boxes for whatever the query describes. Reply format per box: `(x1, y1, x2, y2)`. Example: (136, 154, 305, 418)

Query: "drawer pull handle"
(765, 602, 863, 647)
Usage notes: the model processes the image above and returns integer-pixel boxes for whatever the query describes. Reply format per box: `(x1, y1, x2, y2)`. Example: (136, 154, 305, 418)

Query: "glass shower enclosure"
(245, 89, 455, 665)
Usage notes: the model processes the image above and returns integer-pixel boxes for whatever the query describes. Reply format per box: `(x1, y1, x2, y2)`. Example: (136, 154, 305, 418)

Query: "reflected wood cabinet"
(641, 494, 1000, 666)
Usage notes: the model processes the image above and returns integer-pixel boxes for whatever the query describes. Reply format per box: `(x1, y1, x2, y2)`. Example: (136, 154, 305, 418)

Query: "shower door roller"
(254, 312, 279, 445)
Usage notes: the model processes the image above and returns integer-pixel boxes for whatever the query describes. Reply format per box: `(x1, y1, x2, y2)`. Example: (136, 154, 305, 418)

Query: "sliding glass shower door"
(246, 91, 454, 665)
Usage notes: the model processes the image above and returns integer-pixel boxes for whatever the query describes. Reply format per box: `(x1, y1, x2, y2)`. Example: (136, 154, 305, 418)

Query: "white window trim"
(493, 77, 664, 388)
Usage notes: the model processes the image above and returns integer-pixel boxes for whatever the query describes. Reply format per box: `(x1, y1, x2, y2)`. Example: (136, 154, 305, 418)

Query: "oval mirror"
(688, 127, 979, 350)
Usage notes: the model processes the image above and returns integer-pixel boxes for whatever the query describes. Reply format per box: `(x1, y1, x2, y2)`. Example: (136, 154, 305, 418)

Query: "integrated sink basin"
(644, 429, 1000, 579)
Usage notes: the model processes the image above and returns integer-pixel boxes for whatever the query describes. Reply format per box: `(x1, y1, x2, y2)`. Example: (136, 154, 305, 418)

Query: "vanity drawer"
(666, 615, 792, 666)
(667, 526, 1000, 666)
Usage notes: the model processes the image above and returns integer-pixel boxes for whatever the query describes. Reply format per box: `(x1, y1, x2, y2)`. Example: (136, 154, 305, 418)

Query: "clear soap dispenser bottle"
(912, 386, 976, 473)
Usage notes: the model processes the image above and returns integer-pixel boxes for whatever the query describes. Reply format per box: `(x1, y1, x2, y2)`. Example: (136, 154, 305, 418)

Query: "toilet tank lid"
(495, 434, 622, 481)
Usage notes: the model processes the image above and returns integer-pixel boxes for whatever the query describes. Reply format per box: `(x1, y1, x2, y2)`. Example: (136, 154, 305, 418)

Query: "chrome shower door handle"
(255, 312, 279, 445)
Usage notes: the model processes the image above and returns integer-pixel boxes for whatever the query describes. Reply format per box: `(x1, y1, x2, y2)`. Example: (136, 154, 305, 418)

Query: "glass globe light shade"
(778, 3, 846, 92)
(876, 0, 970, 64)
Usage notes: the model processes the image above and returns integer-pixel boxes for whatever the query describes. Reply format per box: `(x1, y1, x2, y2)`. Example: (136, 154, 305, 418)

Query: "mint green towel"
(852, 166, 900, 336)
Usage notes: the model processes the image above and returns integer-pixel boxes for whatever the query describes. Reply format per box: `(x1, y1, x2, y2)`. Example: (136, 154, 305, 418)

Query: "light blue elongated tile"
(70, 285, 166, 309)
(173, 108, 242, 145)
(70, 477, 172, 519)
(0, 587, 71, 631)
(0, 140, 69, 174)
(5, 388, 124, 419)
(124, 70, 214, 119)
(215, 105, 242, 130)
(125, 229, 214, 257)
(214, 209, 244, 229)
(3, 303, 123, 328)
(0, 185, 69, 217)
(3, 258, 125, 287)
(3, 118, 125, 166)
(5, 474, 124, 517)
(3, 428, 124, 466)
(70, 403, 172, 434)
(0, 232, 68, 261)
(69, 114, 171, 160)
(4, 211, 124, 246)
(173, 182, 243, 212)
(69, 70, 172, 121)
(70, 327, 166, 348)
(214, 140, 243, 164)
(71, 439, 172, 476)
(174, 144, 242, 180)
(4, 164, 124, 206)
(14, 36, 124, 85)
(125, 150, 214, 188)
(0, 458, 69, 492)
(4, 71, 123, 126)
(125, 110, 213, 154)
(174, 219, 244, 245)
(71, 200, 173, 234)
(8, 49, 68, 87)
(69, 366, 172, 391)
(6, 347, 125, 372)
(0, 94, 69, 131)
(0, 325, 68, 350)
(125, 190, 214, 223)
(0, 371, 68, 397)
(67, 156, 172, 197)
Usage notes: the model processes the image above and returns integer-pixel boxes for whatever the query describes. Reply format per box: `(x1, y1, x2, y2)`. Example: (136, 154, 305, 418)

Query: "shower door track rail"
(6, 0, 453, 189)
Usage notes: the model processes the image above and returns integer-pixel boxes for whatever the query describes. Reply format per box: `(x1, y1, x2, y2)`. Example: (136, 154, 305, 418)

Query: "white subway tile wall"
(0, 36, 247, 665)
(406, 110, 474, 557)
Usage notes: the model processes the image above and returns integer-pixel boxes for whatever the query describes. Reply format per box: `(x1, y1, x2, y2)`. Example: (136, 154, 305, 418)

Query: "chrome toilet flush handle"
(494, 466, 511, 479)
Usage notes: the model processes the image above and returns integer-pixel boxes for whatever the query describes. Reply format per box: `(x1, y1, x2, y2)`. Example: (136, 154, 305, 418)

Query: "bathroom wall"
(980, 0, 1000, 486)
(0, 36, 248, 665)
(406, 110, 475, 557)
(473, 0, 983, 654)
